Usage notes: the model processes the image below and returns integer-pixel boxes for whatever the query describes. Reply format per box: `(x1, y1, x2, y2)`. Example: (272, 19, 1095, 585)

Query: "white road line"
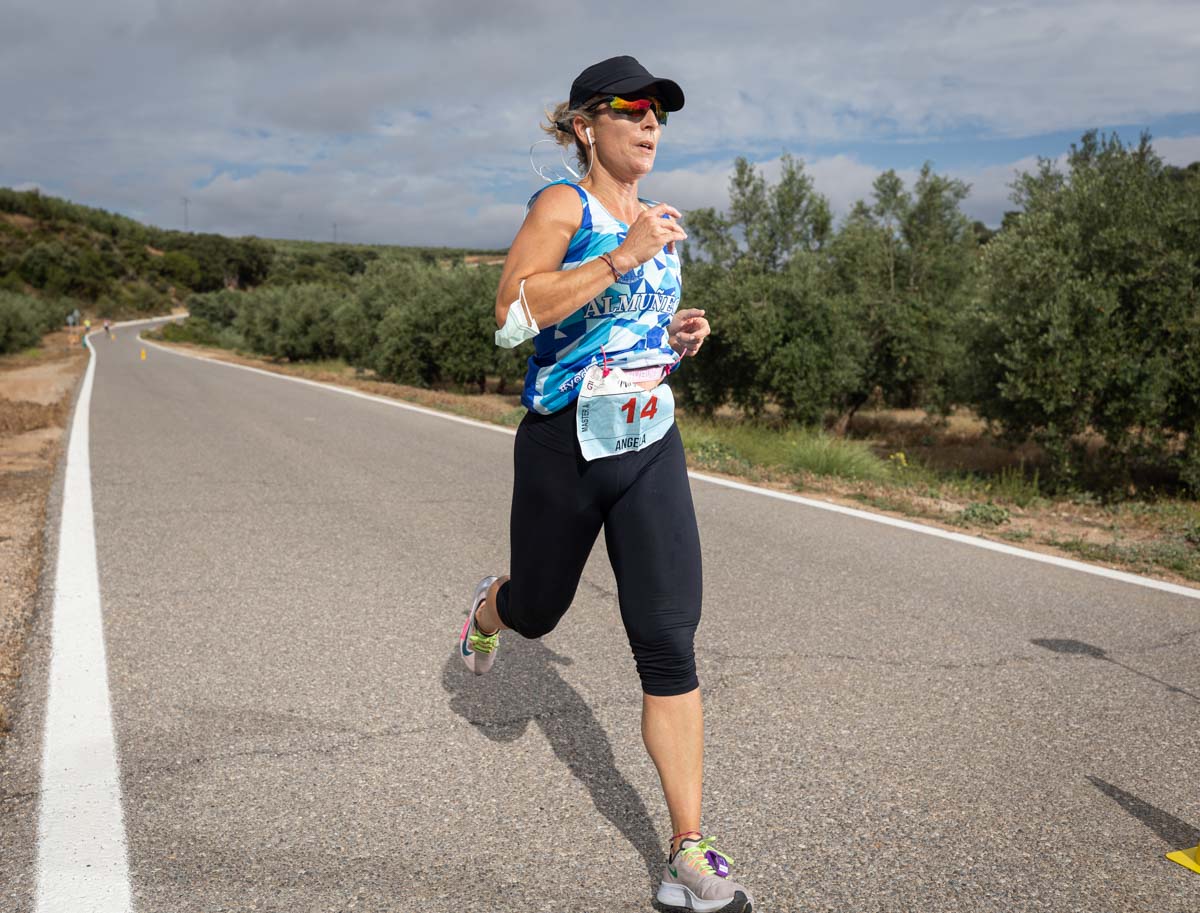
(686, 472, 1200, 601)
(36, 329, 132, 913)
(144, 333, 1200, 603)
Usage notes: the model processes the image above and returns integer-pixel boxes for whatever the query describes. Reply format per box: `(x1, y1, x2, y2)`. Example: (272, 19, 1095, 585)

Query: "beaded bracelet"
(598, 252, 621, 281)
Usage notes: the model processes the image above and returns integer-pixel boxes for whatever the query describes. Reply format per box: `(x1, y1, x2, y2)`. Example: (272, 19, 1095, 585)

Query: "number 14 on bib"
(575, 364, 676, 461)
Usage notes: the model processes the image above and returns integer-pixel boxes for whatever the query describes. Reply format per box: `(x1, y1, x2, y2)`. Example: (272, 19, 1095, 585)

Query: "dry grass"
(846, 407, 1043, 474)
(0, 212, 37, 231)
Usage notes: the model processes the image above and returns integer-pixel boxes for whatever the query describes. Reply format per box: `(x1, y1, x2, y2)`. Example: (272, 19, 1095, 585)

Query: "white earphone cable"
(528, 128, 594, 183)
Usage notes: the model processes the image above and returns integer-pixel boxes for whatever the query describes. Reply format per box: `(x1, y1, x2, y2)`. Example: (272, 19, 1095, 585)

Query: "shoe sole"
(656, 883, 752, 913)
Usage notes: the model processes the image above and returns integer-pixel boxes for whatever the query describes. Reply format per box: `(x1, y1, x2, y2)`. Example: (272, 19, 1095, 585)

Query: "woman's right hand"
(612, 203, 687, 272)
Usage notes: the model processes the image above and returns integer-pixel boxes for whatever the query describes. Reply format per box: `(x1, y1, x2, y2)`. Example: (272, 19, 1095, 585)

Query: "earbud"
(586, 127, 594, 146)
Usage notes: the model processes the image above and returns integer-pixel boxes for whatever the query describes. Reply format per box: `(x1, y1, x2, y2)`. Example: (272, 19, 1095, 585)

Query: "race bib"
(576, 364, 675, 461)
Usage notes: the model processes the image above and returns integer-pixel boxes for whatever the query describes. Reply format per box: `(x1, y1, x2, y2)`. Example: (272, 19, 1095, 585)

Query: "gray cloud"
(2, 0, 1197, 245)
(0, 5, 51, 50)
(143, 0, 570, 54)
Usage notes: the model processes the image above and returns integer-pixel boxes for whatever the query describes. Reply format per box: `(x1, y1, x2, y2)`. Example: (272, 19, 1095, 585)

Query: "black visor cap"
(569, 55, 684, 112)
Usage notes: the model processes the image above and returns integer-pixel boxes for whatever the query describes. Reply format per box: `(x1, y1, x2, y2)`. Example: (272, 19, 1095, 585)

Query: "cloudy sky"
(4, 0, 1199, 247)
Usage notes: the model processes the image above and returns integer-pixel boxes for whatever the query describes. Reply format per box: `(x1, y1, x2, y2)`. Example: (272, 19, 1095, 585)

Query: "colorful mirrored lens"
(606, 96, 668, 124)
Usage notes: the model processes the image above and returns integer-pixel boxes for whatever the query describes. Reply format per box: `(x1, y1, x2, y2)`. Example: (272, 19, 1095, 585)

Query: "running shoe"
(459, 576, 500, 675)
(656, 835, 753, 912)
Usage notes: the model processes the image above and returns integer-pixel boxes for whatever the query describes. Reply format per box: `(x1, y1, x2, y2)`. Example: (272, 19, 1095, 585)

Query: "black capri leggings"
(494, 397, 702, 696)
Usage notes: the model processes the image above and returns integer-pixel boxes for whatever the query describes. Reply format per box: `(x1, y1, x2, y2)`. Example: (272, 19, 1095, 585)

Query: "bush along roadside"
(176, 258, 529, 395)
(0, 291, 72, 355)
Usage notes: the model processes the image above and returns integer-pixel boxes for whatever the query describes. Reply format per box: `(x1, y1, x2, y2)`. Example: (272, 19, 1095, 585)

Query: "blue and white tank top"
(520, 180, 682, 415)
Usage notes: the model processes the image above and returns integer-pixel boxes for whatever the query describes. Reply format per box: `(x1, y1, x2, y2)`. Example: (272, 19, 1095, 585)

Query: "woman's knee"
(631, 626, 698, 696)
(496, 580, 571, 640)
(508, 614, 564, 640)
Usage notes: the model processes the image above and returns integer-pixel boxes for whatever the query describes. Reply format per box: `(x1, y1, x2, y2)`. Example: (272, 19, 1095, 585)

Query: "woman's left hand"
(669, 308, 709, 357)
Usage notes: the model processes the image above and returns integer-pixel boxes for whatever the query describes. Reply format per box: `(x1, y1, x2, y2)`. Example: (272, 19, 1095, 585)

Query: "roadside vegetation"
(7, 129, 1200, 582)
(0, 185, 504, 346)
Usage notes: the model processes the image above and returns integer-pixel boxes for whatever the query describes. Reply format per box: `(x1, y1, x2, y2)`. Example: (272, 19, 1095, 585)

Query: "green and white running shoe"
(657, 836, 753, 912)
(458, 576, 499, 675)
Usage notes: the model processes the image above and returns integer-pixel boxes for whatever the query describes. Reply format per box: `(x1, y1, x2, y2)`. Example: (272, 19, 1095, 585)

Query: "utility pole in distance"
(182, 196, 190, 231)
(332, 221, 338, 243)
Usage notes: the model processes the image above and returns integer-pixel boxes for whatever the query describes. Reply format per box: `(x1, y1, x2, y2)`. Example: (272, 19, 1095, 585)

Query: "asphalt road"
(2, 325, 1198, 912)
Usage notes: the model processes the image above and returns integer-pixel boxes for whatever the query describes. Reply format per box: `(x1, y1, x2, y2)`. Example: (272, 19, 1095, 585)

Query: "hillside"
(0, 187, 506, 323)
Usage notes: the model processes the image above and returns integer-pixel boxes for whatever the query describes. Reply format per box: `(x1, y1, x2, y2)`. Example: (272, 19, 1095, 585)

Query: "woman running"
(457, 55, 753, 913)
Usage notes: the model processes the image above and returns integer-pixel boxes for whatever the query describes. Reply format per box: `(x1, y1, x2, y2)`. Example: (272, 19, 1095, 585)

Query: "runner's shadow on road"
(441, 637, 663, 888)
(1031, 638, 1200, 702)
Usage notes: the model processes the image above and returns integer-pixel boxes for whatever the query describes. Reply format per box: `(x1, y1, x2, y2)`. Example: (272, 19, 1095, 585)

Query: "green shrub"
(0, 291, 69, 353)
(675, 261, 865, 424)
(825, 165, 978, 420)
(116, 282, 169, 314)
(367, 260, 508, 391)
(682, 158, 977, 428)
(431, 265, 503, 391)
(160, 317, 244, 349)
(163, 234, 274, 292)
(1182, 522, 1200, 549)
(186, 289, 241, 327)
(93, 294, 116, 318)
(18, 241, 73, 288)
(970, 131, 1200, 493)
(69, 247, 114, 299)
(958, 501, 1011, 526)
(326, 247, 376, 276)
(0, 291, 43, 352)
(230, 284, 341, 361)
(276, 284, 340, 361)
(153, 251, 202, 289)
(232, 286, 286, 357)
(332, 301, 374, 367)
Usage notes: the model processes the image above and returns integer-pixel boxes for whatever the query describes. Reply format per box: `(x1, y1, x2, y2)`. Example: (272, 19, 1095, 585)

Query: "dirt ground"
(0, 331, 88, 734)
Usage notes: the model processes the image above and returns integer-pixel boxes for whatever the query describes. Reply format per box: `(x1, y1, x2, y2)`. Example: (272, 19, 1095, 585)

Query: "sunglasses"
(599, 95, 669, 125)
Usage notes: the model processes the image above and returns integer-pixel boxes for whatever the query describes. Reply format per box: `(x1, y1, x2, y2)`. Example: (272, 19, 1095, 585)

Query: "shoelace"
(467, 627, 498, 654)
(678, 836, 733, 876)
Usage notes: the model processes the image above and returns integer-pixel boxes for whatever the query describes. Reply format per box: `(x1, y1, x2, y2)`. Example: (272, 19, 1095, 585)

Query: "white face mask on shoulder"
(495, 279, 539, 348)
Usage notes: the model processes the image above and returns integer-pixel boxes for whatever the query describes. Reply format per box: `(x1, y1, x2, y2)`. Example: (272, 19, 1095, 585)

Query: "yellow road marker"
(140, 348, 146, 361)
(1167, 845, 1200, 874)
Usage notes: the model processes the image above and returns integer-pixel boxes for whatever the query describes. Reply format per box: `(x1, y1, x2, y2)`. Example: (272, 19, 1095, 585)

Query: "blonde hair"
(541, 97, 601, 172)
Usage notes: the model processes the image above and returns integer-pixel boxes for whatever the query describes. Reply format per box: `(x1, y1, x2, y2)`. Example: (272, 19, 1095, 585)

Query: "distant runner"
(457, 56, 753, 912)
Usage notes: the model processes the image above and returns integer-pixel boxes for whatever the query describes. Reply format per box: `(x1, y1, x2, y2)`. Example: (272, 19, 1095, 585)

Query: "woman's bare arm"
(494, 186, 686, 329)
(494, 185, 615, 329)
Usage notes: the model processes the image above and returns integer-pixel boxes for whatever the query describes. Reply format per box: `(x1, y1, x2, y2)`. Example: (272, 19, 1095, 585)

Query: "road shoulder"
(0, 332, 88, 738)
